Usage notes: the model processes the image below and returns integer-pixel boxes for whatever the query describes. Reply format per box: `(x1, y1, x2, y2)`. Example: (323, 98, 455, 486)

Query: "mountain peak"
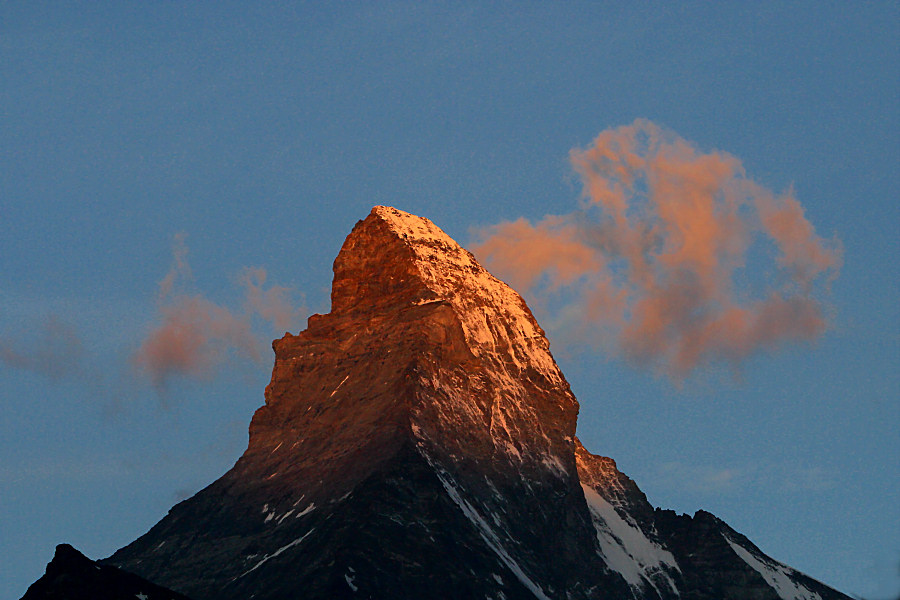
(331, 206, 561, 382)
(330, 204, 469, 313)
(369, 204, 458, 245)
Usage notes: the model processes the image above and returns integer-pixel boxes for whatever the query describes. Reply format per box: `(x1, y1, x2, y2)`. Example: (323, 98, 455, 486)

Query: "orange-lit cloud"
(134, 235, 303, 388)
(473, 120, 841, 379)
(134, 295, 260, 387)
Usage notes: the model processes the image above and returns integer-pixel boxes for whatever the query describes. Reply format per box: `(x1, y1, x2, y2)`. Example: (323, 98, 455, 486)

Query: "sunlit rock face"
(93, 206, 850, 600)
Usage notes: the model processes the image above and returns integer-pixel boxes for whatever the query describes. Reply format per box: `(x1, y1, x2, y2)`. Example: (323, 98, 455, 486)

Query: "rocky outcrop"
(577, 440, 844, 600)
(27, 206, 850, 599)
(21, 544, 190, 600)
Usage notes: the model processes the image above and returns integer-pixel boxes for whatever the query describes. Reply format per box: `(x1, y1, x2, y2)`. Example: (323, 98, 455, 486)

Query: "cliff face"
(72, 206, 848, 599)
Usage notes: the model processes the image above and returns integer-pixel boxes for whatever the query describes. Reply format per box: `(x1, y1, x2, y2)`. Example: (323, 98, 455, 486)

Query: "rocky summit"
(24, 206, 851, 599)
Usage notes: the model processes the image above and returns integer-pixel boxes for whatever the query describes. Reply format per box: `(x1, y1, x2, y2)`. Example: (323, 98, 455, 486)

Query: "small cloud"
(652, 461, 745, 494)
(133, 295, 260, 388)
(0, 315, 84, 381)
(647, 460, 836, 496)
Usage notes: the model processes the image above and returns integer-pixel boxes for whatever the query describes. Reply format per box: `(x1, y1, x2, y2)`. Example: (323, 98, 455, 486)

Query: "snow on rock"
(432, 463, 551, 600)
(724, 535, 823, 600)
(239, 529, 316, 578)
(329, 375, 350, 397)
(343, 573, 358, 592)
(581, 484, 680, 597)
(540, 452, 568, 477)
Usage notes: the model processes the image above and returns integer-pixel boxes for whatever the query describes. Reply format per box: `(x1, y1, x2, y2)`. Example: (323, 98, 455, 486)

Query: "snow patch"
(540, 452, 567, 477)
(724, 536, 822, 600)
(276, 509, 294, 523)
(413, 298, 442, 306)
(581, 484, 680, 597)
(295, 502, 316, 517)
(239, 529, 315, 577)
(330, 375, 350, 397)
(333, 491, 353, 503)
(434, 468, 551, 600)
(502, 440, 523, 461)
(344, 572, 358, 592)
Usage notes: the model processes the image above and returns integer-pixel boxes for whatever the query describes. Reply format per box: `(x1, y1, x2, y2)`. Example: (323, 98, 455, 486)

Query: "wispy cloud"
(0, 315, 84, 380)
(133, 295, 261, 387)
(133, 234, 304, 389)
(473, 120, 842, 380)
(0, 455, 128, 484)
(238, 267, 298, 333)
(647, 460, 837, 496)
(652, 461, 746, 494)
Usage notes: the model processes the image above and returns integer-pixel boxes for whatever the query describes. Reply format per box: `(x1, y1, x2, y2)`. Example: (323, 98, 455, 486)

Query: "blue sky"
(1, 3, 898, 598)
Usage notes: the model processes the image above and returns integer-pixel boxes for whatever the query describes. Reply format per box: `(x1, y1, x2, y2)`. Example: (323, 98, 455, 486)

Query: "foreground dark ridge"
(21, 544, 190, 600)
(24, 206, 850, 600)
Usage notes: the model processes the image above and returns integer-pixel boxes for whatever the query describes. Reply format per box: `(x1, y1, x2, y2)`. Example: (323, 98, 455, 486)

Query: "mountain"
(24, 206, 850, 599)
(20, 544, 190, 600)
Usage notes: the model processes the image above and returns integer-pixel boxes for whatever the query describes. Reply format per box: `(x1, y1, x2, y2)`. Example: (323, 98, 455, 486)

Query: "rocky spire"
(331, 206, 562, 382)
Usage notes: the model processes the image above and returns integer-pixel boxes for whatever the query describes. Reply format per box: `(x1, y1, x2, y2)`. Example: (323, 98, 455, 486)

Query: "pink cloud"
(134, 235, 304, 388)
(473, 120, 841, 380)
(134, 295, 260, 388)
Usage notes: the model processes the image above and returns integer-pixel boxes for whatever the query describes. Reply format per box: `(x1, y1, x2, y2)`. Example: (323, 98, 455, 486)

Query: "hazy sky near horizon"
(1, 3, 898, 599)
